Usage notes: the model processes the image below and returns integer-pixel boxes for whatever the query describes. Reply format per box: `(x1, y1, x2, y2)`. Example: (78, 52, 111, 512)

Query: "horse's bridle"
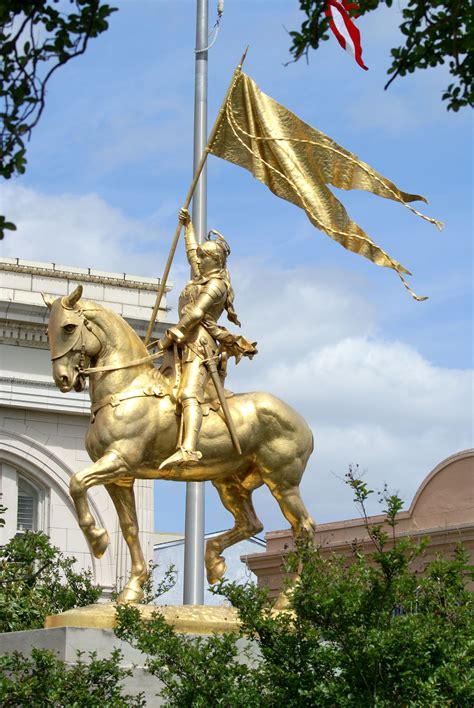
(50, 306, 163, 379)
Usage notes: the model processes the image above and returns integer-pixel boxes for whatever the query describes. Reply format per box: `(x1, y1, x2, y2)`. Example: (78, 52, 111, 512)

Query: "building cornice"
(0, 318, 50, 349)
(0, 376, 56, 389)
(0, 260, 171, 294)
(0, 375, 90, 415)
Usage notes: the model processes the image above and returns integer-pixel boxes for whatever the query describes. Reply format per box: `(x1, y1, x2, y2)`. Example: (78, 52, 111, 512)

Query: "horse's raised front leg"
(206, 475, 264, 585)
(69, 449, 129, 559)
(106, 481, 147, 604)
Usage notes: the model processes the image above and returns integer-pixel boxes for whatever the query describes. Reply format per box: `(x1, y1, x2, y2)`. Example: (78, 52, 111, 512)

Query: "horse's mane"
(80, 298, 164, 374)
(81, 299, 146, 349)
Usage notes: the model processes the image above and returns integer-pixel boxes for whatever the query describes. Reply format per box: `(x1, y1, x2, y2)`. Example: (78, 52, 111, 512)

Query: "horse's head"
(43, 285, 102, 393)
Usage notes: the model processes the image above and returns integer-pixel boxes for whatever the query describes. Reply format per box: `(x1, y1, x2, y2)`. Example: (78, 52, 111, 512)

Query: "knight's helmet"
(199, 229, 231, 268)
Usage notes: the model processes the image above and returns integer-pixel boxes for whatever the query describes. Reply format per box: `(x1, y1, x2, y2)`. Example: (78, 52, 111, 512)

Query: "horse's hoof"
(116, 584, 144, 604)
(206, 556, 227, 585)
(90, 528, 109, 559)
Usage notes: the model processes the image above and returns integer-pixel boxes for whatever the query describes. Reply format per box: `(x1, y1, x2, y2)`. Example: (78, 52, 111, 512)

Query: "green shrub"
(116, 471, 474, 706)
(0, 647, 145, 707)
(0, 530, 100, 633)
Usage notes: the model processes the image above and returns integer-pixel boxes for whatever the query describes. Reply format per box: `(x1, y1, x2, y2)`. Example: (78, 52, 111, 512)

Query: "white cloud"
(0, 183, 168, 276)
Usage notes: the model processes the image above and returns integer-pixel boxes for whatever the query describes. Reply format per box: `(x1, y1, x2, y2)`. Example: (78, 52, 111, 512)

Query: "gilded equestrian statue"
(43, 215, 315, 604)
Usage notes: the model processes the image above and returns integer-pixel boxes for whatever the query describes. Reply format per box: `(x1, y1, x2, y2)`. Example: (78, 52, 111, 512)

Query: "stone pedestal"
(0, 604, 243, 706)
(0, 625, 161, 705)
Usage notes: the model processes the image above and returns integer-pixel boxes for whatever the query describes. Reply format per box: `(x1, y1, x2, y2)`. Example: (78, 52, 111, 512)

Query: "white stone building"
(0, 257, 168, 595)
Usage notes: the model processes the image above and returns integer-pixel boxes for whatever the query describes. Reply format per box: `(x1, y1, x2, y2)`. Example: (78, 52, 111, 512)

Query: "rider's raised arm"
(180, 208, 200, 279)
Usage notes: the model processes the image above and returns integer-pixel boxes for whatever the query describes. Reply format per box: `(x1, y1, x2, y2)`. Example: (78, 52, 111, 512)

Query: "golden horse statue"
(43, 285, 315, 602)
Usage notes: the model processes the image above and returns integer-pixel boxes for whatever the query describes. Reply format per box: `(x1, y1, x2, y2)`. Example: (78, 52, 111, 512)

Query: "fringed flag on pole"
(325, 0, 368, 70)
(209, 72, 443, 300)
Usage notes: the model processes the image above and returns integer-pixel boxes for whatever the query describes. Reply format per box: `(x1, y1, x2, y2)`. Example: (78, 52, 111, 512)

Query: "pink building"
(245, 450, 474, 597)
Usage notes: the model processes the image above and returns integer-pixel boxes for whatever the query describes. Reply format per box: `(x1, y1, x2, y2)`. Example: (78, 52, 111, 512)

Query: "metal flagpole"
(183, 0, 208, 605)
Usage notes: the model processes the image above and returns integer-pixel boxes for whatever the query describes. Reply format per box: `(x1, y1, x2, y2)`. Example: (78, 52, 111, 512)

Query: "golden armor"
(157, 208, 256, 469)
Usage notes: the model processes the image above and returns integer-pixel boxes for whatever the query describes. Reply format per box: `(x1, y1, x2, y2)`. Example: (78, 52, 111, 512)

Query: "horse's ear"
(42, 292, 55, 309)
(62, 285, 83, 310)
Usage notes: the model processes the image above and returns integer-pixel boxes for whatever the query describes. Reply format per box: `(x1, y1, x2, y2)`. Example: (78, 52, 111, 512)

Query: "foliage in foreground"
(0, 647, 145, 708)
(1, 477, 472, 706)
(115, 603, 262, 707)
(115, 473, 474, 706)
(221, 547, 474, 706)
(0, 530, 101, 633)
(289, 0, 473, 112)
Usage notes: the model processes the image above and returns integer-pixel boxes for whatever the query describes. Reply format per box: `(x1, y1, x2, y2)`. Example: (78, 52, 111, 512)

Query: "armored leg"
(181, 397, 203, 452)
(159, 397, 203, 470)
(159, 353, 208, 470)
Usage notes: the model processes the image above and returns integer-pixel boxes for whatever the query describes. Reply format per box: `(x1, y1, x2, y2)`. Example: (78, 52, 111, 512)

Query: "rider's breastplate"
(178, 277, 227, 364)
(178, 281, 201, 315)
(178, 278, 226, 323)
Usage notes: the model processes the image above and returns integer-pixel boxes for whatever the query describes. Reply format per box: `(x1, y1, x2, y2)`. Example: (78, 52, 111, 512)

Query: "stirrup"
(159, 447, 202, 470)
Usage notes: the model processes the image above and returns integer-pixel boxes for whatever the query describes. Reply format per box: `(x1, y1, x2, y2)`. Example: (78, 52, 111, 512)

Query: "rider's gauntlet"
(159, 326, 183, 350)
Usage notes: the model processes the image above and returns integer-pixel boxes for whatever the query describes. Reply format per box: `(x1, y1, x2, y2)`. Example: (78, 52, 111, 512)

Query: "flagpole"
(182, 0, 209, 606)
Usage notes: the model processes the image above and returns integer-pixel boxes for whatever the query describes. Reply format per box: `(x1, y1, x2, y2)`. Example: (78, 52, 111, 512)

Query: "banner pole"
(144, 46, 248, 346)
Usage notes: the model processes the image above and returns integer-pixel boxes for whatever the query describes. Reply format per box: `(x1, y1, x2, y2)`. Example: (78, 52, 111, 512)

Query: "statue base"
(0, 605, 243, 705)
(45, 601, 240, 634)
(0, 625, 160, 704)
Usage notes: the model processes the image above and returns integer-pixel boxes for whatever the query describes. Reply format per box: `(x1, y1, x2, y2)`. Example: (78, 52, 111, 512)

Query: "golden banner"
(210, 72, 443, 300)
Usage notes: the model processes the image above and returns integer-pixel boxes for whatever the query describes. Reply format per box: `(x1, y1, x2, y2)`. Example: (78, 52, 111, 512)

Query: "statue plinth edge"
(44, 602, 241, 635)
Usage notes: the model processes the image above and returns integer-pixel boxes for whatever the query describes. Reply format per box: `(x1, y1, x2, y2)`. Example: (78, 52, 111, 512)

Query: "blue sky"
(1, 1, 472, 534)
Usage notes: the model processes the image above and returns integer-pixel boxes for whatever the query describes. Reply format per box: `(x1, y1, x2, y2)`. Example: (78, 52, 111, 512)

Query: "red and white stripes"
(325, 0, 368, 70)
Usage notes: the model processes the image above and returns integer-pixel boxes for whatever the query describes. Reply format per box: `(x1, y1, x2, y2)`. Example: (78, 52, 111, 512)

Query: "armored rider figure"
(158, 208, 257, 470)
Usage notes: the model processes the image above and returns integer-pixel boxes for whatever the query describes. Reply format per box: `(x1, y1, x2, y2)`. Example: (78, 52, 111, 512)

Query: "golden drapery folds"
(210, 72, 443, 300)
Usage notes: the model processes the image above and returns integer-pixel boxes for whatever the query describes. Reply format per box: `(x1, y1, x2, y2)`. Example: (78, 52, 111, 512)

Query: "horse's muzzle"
(58, 375, 73, 392)
(53, 364, 75, 393)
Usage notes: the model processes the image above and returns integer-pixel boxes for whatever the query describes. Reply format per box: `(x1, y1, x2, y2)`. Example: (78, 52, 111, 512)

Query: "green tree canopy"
(0, 0, 116, 237)
(114, 475, 474, 706)
(289, 0, 473, 112)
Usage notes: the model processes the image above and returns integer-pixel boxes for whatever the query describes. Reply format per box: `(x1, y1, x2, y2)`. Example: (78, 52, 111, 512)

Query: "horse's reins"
(80, 349, 164, 375)
(52, 308, 165, 376)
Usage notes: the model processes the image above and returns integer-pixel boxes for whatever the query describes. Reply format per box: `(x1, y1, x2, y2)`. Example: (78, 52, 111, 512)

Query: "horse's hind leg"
(263, 464, 316, 539)
(263, 471, 316, 609)
(206, 475, 264, 585)
(106, 481, 147, 603)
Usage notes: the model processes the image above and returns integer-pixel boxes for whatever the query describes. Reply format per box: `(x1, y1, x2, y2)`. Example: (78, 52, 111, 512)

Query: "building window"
(17, 476, 39, 532)
(0, 462, 49, 546)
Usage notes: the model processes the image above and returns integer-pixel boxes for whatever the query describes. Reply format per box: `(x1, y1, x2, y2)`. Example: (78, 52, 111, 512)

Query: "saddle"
(89, 344, 240, 423)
